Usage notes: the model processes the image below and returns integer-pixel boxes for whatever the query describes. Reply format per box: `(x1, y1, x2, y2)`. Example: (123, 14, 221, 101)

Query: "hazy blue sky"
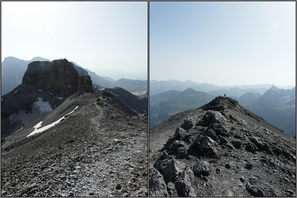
(150, 2, 295, 87)
(2, 2, 147, 80)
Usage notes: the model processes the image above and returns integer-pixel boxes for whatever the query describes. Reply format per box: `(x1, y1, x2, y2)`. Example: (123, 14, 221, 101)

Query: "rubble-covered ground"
(150, 96, 296, 197)
(2, 92, 148, 197)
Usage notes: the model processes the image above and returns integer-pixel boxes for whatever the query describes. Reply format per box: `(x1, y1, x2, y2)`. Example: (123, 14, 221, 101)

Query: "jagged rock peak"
(22, 58, 93, 97)
(202, 96, 239, 111)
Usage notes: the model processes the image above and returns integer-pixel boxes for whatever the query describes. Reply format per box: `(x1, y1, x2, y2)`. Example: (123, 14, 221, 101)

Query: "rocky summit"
(1, 59, 93, 138)
(1, 91, 148, 197)
(150, 96, 296, 197)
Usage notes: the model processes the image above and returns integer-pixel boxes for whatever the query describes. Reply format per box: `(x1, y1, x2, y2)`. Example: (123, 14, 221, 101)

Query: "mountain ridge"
(150, 96, 295, 196)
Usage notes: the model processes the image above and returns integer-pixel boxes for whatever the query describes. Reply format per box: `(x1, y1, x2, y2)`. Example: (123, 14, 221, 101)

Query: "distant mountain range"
(246, 86, 295, 137)
(2, 56, 147, 96)
(150, 85, 295, 137)
(1, 56, 51, 95)
(150, 79, 275, 96)
(150, 88, 215, 127)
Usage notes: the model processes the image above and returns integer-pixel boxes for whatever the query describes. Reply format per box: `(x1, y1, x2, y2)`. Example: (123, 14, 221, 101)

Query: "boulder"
(192, 161, 211, 176)
(175, 167, 196, 197)
(154, 159, 185, 183)
(181, 117, 198, 130)
(198, 111, 227, 127)
(195, 136, 220, 158)
(149, 168, 169, 197)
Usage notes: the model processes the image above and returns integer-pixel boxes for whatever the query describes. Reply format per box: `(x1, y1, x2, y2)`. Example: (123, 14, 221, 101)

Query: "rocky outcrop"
(149, 168, 169, 197)
(1, 59, 93, 138)
(150, 96, 296, 197)
(22, 59, 93, 97)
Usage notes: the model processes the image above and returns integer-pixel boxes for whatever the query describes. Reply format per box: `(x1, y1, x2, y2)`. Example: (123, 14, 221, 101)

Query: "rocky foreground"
(2, 92, 148, 197)
(150, 96, 296, 197)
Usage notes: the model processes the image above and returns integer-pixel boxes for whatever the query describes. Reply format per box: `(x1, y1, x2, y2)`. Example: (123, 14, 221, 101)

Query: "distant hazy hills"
(1, 56, 51, 95)
(150, 85, 295, 137)
(150, 88, 215, 127)
(246, 86, 295, 137)
(150, 79, 274, 96)
(2, 56, 147, 96)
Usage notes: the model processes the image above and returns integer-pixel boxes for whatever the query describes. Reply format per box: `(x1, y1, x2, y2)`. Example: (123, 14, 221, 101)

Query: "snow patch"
(38, 89, 43, 92)
(35, 97, 52, 114)
(56, 97, 63, 100)
(27, 106, 79, 137)
(14, 90, 19, 94)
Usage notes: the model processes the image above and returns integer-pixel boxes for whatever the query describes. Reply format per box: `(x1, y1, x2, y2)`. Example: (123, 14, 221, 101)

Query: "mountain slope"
(1, 91, 148, 197)
(238, 92, 261, 107)
(105, 87, 147, 114)
(150, 96, 295, 196)
(246, 86, 295, 137)
(150, 88, 215, 127)
(1, 59, 93, 138)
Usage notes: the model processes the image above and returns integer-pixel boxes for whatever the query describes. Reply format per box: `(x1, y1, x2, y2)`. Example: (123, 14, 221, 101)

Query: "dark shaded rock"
(225, 164, 231, 169)
(205, 128, 219, 141)
(154, 159, 185, 183)
(246, 176, 279, 196)
(245, 142, 258, 154)
(22, 59, 93, 97)
(181, 117, 198, 130)
(244, 163, 253, 170)
(176, 146, 188, 159)
(115, 184, 121, 190)
(193, 161, 211, 176)
(197, 110, 227, 127)
(175, 127, 187, 139)
(231, 140, 242, 149)
(240, 176, 245, 182)
(149, 168, 169, 197)
(174, 167, 196, 197)
(194, 136, 220, 158)
(170, 140, 187, 151)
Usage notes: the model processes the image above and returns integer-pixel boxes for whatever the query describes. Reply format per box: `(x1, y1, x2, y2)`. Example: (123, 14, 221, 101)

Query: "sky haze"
(2, 2, 147, 80)
(150, 2, 295, 87)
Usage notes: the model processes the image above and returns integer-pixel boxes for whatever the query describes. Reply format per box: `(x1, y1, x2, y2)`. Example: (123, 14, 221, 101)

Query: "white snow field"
(27, 106, 78, 137)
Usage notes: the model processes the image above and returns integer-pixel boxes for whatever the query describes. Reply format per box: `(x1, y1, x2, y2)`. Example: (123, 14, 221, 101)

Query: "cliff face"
(1, 59, 93, 138)
(22, 59, 93, 97)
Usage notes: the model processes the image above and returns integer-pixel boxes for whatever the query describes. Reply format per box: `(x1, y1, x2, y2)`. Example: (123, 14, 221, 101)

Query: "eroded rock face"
(150, 96, 296, 197)
(1, 59, 93, 138)
(22, 59, 93, 97)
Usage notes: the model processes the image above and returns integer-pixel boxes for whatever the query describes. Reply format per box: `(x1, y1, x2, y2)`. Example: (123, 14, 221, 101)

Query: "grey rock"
(193, 161, 211, 176)
(154, 158, 185, 183)
(175, 167, 196, 197)
(149, 168, 169, 197)
(167, 182, 175, 190)
(225, 163, 231, 169)
(195, 136, 220, 158)
(244, 163, 253, 170)
(246, 176, 279, 196)
(231, 140, 242, 149)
